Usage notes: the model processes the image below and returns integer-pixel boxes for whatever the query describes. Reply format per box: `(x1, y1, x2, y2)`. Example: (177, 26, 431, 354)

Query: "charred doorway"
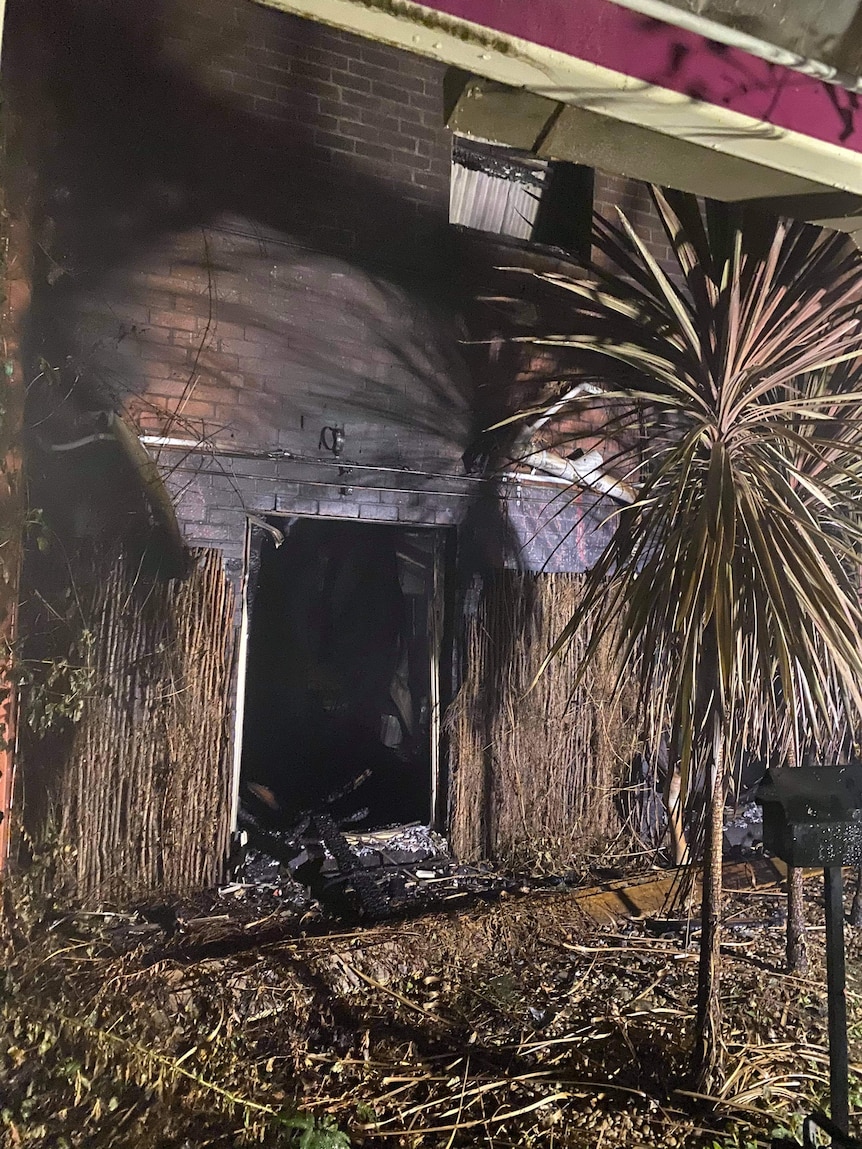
(239, 517, 450, 831)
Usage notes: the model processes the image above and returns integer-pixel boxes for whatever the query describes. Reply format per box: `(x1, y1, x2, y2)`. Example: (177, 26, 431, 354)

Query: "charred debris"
(229, 777, 581, 930)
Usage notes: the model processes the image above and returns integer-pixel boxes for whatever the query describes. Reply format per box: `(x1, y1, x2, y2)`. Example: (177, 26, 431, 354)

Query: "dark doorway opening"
(240, 517, 449, 831)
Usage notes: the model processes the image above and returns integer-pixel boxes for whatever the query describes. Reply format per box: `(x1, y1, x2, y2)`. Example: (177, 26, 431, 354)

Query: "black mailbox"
(756, 764, 862, 1142)
(757, 765, 862, 868)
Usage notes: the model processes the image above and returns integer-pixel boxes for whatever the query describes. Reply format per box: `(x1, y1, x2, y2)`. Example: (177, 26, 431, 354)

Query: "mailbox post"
(757, 766, 862, 1140)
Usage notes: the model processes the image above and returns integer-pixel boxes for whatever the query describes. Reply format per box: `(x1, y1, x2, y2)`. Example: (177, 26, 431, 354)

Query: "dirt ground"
(1, 868, 861, 1148)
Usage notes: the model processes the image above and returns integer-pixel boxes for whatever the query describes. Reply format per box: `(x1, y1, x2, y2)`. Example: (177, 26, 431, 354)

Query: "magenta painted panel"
(421, 0, 862, 153)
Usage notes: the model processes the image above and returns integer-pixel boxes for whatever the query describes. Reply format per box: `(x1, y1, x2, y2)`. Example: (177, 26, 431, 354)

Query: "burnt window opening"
(531, 162, 594, 260)
(239, 518, 451, 833)
(450, 137, 593, 258)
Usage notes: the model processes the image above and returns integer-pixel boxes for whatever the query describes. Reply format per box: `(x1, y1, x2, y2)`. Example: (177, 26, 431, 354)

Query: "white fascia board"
(251, 0, 862, 197)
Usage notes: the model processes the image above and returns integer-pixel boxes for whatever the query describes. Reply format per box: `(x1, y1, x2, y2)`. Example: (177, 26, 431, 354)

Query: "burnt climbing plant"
(507, 190, 862, 1085)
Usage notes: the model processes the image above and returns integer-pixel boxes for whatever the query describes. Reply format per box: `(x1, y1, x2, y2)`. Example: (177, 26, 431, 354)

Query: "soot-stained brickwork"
(152, 0, 452, 257)
(71, 218, 475, 579)
(41, 0, 472, 588)
(38, 0, 668, 591)
(593, 171, 677, 275)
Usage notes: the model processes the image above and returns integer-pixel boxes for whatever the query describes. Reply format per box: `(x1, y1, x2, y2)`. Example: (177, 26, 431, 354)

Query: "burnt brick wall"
(45, 0, 474, 587)
(72, 221, 473, 457)
(70, 218, 475, 575)
(593, 171, 677, 275)
(153, 0, 451, 260)
(44, 0, 685, 589)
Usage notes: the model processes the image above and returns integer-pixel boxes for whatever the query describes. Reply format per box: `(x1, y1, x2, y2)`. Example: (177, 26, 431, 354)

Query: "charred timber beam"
(108, 413, 189, 580)
(31, 413, 190, 580)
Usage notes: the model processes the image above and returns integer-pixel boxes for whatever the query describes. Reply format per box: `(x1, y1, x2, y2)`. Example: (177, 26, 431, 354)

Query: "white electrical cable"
(139, 434, 488, 486)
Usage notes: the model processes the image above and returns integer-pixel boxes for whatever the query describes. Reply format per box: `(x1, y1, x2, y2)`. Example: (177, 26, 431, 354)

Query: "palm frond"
(515, 191, 862, 811)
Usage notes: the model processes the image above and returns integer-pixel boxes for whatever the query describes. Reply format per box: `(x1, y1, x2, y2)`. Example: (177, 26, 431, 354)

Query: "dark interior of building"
(240, 518, 444, 830)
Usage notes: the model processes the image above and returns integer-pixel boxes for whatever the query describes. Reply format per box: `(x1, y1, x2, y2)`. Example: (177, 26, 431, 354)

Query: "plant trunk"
(693, 716, 725, 1089)
(786, 866, 809, 973)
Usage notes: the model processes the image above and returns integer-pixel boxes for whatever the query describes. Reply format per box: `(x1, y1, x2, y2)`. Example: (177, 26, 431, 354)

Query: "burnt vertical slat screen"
(59, 549, 235, 900)
(447, 571, 640, 869)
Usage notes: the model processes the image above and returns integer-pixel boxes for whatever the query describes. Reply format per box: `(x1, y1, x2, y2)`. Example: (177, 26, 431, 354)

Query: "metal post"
(824, 866, 849, 1135)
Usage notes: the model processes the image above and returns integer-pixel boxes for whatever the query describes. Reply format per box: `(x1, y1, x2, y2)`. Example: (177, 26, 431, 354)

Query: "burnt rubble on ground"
(47, 798, 772, 955)
(224, 820, 569, 925)
(46, 824, 575, 955)
(29, 862, 862, 1149)
(226, 792, 768, 926)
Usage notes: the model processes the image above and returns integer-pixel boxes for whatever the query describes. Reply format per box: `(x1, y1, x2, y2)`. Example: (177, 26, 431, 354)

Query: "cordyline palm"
(509, 189, 862, 1083)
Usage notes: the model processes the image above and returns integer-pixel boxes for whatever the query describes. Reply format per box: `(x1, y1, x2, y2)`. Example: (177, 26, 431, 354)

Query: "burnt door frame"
(230, 513, 455, 834)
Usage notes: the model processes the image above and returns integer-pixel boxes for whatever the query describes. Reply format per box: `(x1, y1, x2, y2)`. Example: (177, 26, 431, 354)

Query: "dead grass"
(3, 875, 859, 1147)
